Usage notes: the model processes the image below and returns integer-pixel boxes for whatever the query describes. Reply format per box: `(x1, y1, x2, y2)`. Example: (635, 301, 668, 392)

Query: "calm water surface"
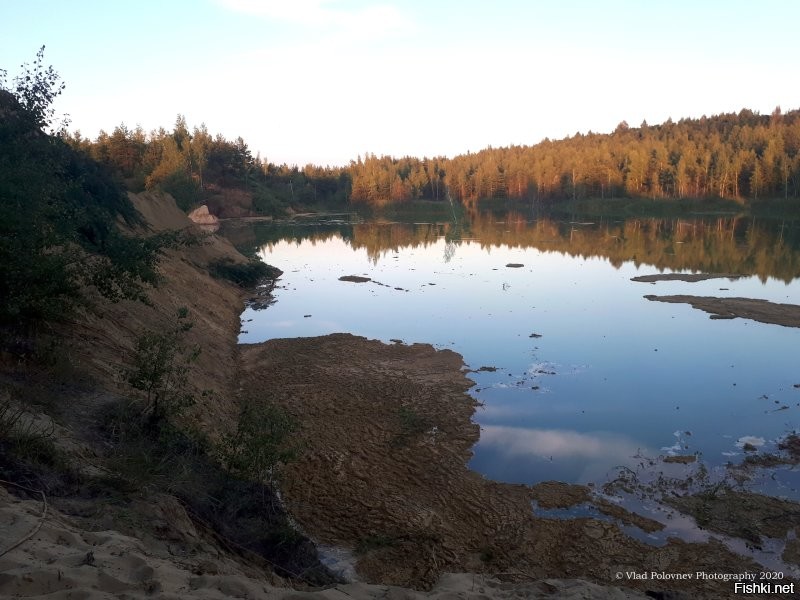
(225, 210, 800, 497)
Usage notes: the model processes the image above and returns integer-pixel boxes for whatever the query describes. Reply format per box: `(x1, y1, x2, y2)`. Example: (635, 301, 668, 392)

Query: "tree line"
(67, 117, 350, 215)
(350, 108, 800, 206)
(447, 108, 800, 206)
(76, 107, 799, 213)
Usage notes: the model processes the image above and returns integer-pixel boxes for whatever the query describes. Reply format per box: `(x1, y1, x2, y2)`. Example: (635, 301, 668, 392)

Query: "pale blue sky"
(2, 0, 798, 166)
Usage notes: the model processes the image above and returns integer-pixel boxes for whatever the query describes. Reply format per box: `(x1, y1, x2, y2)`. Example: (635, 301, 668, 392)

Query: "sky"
(2, 0, 799, 167)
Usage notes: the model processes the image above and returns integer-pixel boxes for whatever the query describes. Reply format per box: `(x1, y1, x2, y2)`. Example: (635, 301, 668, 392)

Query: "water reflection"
(474, 425, 647, 482)
(222, 207, 800, 493)
(222, 210, 800, 282)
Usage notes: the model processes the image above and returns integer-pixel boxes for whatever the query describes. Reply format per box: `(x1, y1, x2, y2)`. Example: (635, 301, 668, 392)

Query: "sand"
(0, 485, 652, 599)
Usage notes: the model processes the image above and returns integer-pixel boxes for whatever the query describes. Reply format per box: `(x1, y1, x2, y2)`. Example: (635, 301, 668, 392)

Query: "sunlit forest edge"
(70, 107, 800, 217)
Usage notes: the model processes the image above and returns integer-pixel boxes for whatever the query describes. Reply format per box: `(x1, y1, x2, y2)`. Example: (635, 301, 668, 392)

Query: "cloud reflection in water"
(475, 425, 648, 483)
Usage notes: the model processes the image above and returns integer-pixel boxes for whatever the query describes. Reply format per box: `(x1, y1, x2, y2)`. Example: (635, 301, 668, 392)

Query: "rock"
(187, 205, 219, 225)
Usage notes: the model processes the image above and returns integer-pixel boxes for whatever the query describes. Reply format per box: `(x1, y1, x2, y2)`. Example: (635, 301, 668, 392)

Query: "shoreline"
(228, 231, 800, 595)
(235, 335, 767, 597)
(3, 193, 797, 599)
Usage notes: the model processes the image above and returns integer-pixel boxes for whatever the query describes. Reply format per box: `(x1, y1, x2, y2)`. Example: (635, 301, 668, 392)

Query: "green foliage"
(159, 169, 202, 212)
(220, 401, 298, 484)
(87, 229, 183, 304)
(96, 398, 334, 584)
(79, 117, 352, 217)
(124, 308, 200, 424)
(103, 401, 208, 493)
(209, 257, 280, 288)
(1, 45, 67, 132)
(0, 49, 170, 329)
(252, 187, 286, 216)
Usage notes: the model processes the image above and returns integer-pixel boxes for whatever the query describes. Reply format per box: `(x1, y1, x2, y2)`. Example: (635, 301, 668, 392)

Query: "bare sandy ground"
(0, 485, 652, 599)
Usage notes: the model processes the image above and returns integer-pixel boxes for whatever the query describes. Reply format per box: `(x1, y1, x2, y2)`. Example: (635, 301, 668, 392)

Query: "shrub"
(209, 258, 281, 288)
(0, 394, 62, 469)
(124, 307, 200, 425)
(220, 401, 298, 485)
(0, 51, 173, 328)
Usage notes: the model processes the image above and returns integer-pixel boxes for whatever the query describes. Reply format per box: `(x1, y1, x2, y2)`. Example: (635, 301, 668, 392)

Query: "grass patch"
(0, 394, 63, 469)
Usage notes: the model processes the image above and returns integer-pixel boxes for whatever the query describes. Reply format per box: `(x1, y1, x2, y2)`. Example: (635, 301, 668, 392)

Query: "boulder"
(187, 205, 219, 225)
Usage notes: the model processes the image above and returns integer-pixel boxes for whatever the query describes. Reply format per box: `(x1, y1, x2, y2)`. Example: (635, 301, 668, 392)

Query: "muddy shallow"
(237, 334, 780, 597)
(644, 295, 800, 328)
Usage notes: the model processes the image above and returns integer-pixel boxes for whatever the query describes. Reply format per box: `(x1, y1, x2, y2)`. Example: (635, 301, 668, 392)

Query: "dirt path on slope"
(238, 334, 761, 597)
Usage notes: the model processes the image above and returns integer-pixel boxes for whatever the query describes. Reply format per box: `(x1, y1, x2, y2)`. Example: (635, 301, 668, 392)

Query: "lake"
(223, 206, 800, 499)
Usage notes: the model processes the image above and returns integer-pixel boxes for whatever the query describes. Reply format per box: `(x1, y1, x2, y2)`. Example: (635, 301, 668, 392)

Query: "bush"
(0, 394, 64, 473)
(124, 307, 200, 424)
(99, 396, 333, 585)
(209, 258, 282, 288)
(160, 170, 202, 212)
(0, 52, 173, 328)
(252, 187, 286, 216)
(220, 401, 298, 485)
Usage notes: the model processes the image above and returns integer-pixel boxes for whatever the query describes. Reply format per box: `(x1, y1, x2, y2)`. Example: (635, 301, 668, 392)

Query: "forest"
(72, 106, 800, 214)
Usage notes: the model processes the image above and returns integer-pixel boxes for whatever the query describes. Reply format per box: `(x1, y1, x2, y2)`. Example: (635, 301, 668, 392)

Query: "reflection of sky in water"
(473, 425, 646, 482)
(239, 228, 800, 494)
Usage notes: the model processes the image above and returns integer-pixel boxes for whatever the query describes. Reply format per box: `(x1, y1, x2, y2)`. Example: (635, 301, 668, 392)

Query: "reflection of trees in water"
(443, 241, 456, 263)
(443, 217, 464, 263)
(463, 211, 800, 283)
(232, 210, 800, 282)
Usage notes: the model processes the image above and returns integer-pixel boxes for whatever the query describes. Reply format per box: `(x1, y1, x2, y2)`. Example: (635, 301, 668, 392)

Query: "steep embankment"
(59, 190, 247, 434)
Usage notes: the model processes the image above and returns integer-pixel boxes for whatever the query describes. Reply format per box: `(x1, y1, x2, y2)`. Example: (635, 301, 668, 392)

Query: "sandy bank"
(1, 484, 655, 599)
(644, 295, 800, 328)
